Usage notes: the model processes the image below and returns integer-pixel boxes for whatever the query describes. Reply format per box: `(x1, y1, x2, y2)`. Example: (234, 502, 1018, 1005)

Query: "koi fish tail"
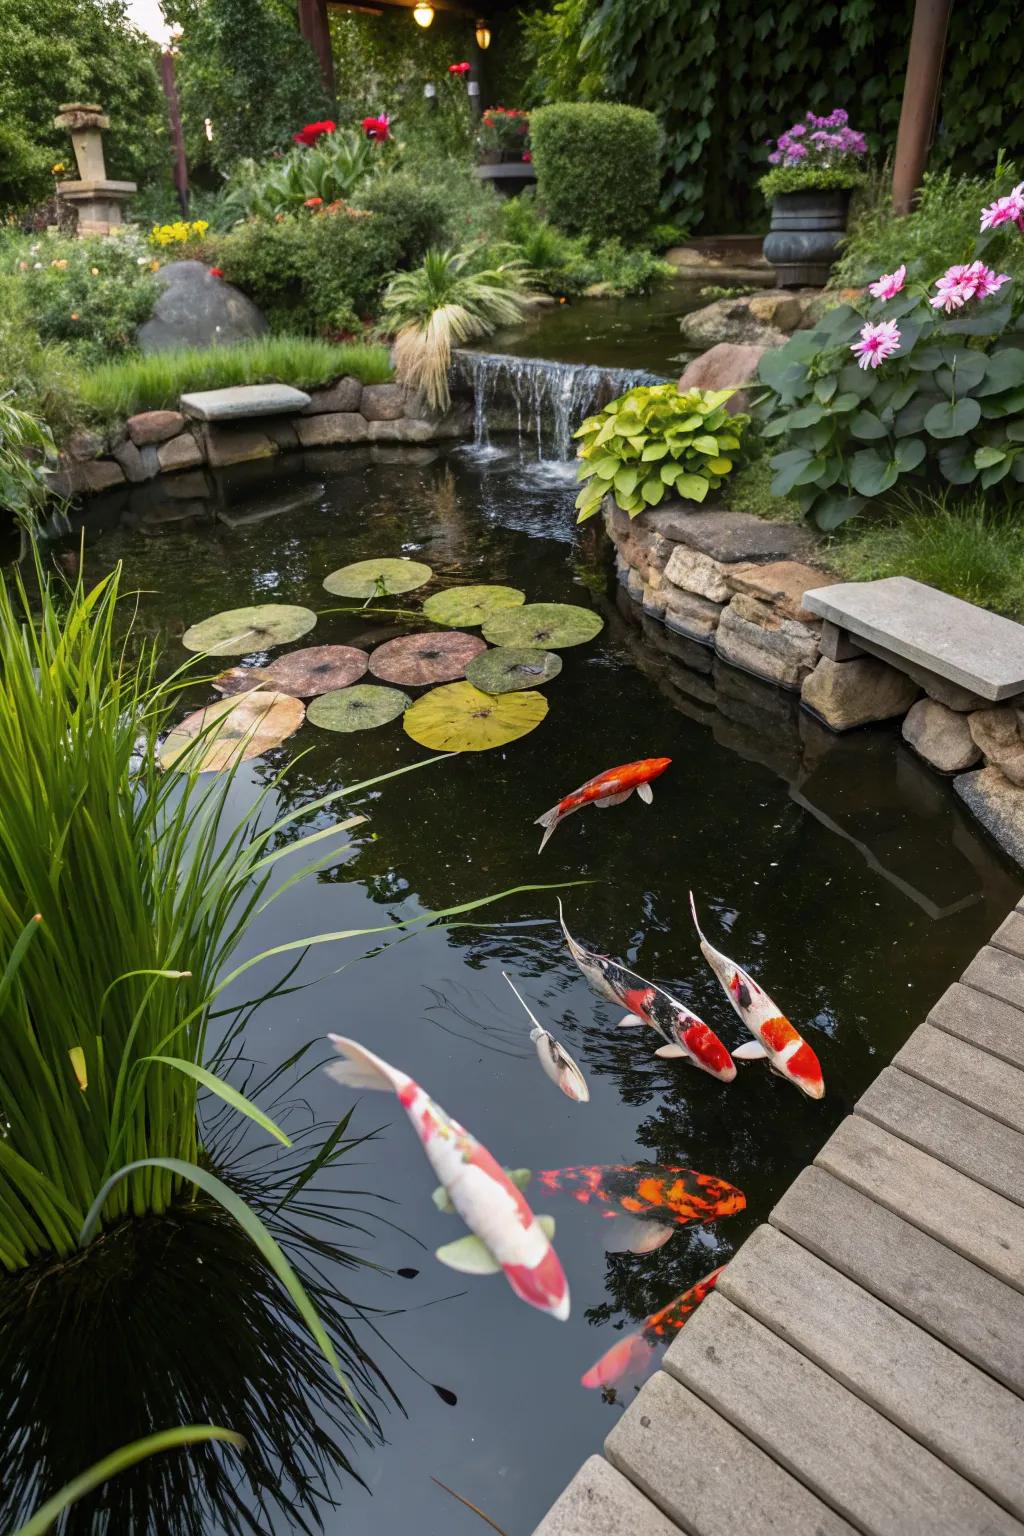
(324, 1034, 404, 1094)
(688, 890, 707, 943)
(534, 803, 563, 853)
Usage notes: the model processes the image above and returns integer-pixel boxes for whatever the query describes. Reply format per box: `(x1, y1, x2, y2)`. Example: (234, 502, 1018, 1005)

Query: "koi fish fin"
(537, 1215, 556, 1240)
(432, 1185, 457, 1214)
(594, 789, 632, 807)
(654, 1043, 689, 1060)
(324, 1035, 400, 1093)
(506, 1168, 532, 1190)
(604, 1217, 675, 1255)
(688, 890, 707, 943)
(617, 1013, 646, 1028)
(502, 970, 546, 1037)
(581, 1331, 653, 1390)
(733, 1040, 769, 1061)
(435, 1235, 502, 1275)
(637, 782, 653, 804)
(534, 804, 562, 853)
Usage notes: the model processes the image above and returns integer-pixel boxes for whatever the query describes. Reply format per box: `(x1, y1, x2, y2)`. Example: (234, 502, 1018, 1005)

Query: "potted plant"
(474, 107, 535, 198)
(759, 110, 868, 288)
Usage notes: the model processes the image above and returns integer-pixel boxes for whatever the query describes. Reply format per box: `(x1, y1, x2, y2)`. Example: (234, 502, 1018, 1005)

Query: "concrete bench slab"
(180, 384, 311, 421)
(803, 577, 1024, 702)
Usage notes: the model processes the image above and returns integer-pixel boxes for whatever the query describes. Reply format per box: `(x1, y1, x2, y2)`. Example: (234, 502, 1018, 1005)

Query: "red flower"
(293, 120, 336, 147)
(361, 114, 391, 141)
(448, 61, 471, 74)
(208, 266, 224, 277)
(522, 151, 532, 163)
(304, 196, 323, 208)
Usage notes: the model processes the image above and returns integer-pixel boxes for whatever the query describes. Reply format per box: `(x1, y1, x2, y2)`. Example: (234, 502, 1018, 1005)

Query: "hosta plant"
(222, 128, 383, 220)
(574, 383, 748, 522)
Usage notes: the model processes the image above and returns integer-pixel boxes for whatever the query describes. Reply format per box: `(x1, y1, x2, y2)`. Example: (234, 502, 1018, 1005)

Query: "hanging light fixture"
(412, 2, 435, 25)
(474, 19, 491, 48)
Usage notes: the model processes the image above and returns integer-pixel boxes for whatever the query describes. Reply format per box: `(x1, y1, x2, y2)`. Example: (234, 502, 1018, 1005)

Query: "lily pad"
(369, 630, 486, 686)
(465, 646, 562, 694)
(403, 681, 548, 752)
(160, 691, 305, 772)
(481, 602, 603, 650)
(182, 604, 317, 656)
(214, 645, 368, 699)
(307, 684, 411, 732)
(323, 558, 433, 599)
(422, 584, 525, 628)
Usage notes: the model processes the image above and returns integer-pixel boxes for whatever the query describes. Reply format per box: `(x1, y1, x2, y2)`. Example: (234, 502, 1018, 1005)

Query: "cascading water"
(454, 351, 664, 463)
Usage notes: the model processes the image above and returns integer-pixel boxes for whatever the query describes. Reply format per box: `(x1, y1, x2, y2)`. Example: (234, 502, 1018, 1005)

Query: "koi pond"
(20, 439, 1022, 1534)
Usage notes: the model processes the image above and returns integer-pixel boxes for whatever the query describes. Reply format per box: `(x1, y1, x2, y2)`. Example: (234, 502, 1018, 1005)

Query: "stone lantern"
(53, 103, 137, 235)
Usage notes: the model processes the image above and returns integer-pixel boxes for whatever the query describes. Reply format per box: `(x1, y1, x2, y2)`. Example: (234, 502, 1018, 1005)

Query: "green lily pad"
(465, 646, 562, 694)
(422, 584, 525, 628)
(214, 644, 368, 698)
(323, 558, 433, 599)
(307, 684, 411, 732)
(403, 681, 548, 752)
(481, 602, 603, 650)
(182, 604, 317, 656)
(368, 630, 486, 686)
(160, 691, 305, 772)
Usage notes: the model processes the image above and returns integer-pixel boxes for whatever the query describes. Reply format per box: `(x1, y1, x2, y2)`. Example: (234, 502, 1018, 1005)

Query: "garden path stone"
(180, 383, 311, 420)
(126, 409, 184, 445)
(137, 260, 268, 353)
(902, 698, 981, 772)
(802, 577, 1024, 702)
(637, 504, 817, 563)
(955, 768, 1024, 866)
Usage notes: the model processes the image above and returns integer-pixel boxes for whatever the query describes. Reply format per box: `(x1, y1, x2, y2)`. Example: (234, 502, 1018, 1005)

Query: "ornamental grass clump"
(574, 383, 748, 522)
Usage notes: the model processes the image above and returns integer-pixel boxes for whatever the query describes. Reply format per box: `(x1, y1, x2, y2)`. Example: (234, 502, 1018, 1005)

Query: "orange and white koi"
(537, 1163, 745, 1254)
(535, 758, 671, 852)
(688, 894, 825, 1100)
(558, 901, 736, 1083)
(502, 972, 590, 1103)
(325, 1035, 570, 1319)
(581, 1265, 725, 1389)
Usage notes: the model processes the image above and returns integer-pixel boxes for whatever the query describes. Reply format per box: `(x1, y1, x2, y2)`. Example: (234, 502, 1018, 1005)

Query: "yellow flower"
(149, 259, 160, 271)
(51, 161, 66, 175)
(51, 258, 68, 269)
(90, 266, 99, 276)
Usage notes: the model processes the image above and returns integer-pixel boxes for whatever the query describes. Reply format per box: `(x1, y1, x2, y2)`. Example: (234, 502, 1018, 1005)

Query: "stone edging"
(52, 377, 471, 498)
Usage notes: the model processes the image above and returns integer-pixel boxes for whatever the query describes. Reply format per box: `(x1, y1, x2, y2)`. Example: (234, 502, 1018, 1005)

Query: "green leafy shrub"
(221, 130, 386, 220)
(758, 279, 1024, 530)
(760, 165, 868, 200)
(574, 383, 748, 521)
(7, 231, 157, 366)
(0, 393, 56, 532)
(0, 121, 51, 212)
(529, 103, 660, 243)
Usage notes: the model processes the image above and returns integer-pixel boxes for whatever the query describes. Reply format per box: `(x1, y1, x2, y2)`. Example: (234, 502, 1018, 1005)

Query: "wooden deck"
(533, 899, 1024, 1536)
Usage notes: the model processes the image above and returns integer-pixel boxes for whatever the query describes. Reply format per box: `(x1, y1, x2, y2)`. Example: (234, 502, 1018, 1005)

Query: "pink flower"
(868, 263, 906, 301)
(980, 182, 1024, 233)
(208, 266, 223, 277)
(931, 261, 1011, 312)
(851, 320, 901, 369)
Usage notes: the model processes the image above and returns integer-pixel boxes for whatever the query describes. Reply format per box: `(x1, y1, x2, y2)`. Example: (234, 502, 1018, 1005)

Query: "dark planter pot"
(762, 190, 850, 288)
(474, 162, 537, 199)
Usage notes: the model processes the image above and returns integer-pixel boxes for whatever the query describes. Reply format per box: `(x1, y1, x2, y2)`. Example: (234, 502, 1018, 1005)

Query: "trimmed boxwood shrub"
(529, 103, 660, 243)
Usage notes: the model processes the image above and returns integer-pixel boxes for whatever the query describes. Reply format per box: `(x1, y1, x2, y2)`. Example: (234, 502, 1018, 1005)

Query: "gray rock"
(67, 428, 105, 461)
(127, 409, 185, 446)
(902, 698, 981, 773)
(301, 377, 363, 415)
(162, 469, 210, 500)
(64, 458, 125, 496)
(369, 445, 440, 467)
(663, 588, 723, 644)
(262, 418, 300, 450)
(201, 424, 278, 469)
(637, 504, 817, 563)
(801, 654, 920, 730)
(968, 707, 1024, 786)
(180, 384, 310, 421)
(359, 383, 406, 421)
(956, 767, 1024, 866)
(367, 417, 436, 443)
(716, 593, 820, 689)
(725, 560, 833, 621)
(111, 438, 154, 483)
(819, 618, 861, 662)
(664, 544, 732, 603)
(137, 261, 268, 353)
(678, 341, 770, 414)
(678, 294, 789, 350)
(295, 413, 370, 447)
(157, 433, 205, 473)
(802, 576, 1024, 703)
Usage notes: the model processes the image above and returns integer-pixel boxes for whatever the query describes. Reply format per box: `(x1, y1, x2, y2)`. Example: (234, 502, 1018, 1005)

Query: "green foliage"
(492, 196, 669, 297)
(0, 394, 56, 532)
(574, 383, 748, 521)
(0, 122, 52, 212)
(723, 453, 803, 522)
(4, 229, 157, 366)
(529, 103, 660, 243)
(521, 0, 606, 104)
(383, 247, 533, 410)
(759, 166, 867, 200)
(73, 337, 393, 422)
(0, 278, 80, 436)
(757, 289, 1024, 531)
(828, 492, 1024, 619)
(222, 130, 386, 220)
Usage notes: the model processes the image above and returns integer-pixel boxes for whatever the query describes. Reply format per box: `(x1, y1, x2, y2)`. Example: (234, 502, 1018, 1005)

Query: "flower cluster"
(767, 108, 867, 167)
(361, 114, 390, 141)
(931, 261, 1010, 313)
(448, 61, 471, 74)
(293, 120, 335, 147)
(479, 106, 530, 159)
(148, 219, 209, 248)
(980, 181, 1024, 234)
(851, 320, 901, 369)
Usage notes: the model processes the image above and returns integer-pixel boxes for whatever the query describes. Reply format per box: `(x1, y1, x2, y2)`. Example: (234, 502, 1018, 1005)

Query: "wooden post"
(891, 0, 952, 215)
(160, 51, 189, 218)
(298, 0, 337, 101)
(468, 35, 483, 122)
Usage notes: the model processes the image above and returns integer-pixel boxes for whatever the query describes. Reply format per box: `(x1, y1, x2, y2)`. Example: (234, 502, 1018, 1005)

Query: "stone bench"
(803, 576, 1024, 705)
(180, 384, 311, 421)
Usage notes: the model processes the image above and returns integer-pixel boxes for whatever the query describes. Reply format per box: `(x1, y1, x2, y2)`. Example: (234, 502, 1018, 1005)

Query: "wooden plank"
(771, 1168, 1024, 1395)
(718, 1225, 1024, 1518)
(962, 946, 1024, 1017)
(815, 1115, 1024, 1294)
(993, 910, 1024, 960)
(857, 1066, 1024, 1207)
(530, 1455, 680, 1536)
(928, 981, 1024, 1071)
(892, 1023, 1024, 1135)
(605, 1370, 855, 1536)
(664, 1294, 1021, 1536)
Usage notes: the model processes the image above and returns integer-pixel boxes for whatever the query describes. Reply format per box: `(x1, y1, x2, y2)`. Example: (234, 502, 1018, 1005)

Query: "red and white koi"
(503, 972, 590, 1103)
(324, 1035, 570, 1319)
(557, 901, 736, 1084)
(535, 757, 671, 853)
(688, 894, 825, 1100)
(581, 1265, 725, 1389)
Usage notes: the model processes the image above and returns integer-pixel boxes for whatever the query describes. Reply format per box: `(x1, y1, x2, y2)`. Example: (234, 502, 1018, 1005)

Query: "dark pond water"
(57, 440, 1020, 1533)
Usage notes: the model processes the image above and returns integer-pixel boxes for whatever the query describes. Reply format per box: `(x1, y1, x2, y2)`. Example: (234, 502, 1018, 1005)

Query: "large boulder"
(678, 342, 769, 414)
(968, 707, 1024, 786)
(801, 655, 919, 730)
(902, 698, 981, 773)
(678, 291, 806, 351)
(137, 261, 268, 353)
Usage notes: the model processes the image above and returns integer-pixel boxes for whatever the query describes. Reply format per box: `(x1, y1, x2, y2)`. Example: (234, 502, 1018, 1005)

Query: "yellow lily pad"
(181, 604, 317, 656)
(323, 558, 433, 599)
(422, 585, 525, 628)
(403, 681, 548, 752)
(481, 602, 603, 649)
(160, 691, 305, 773)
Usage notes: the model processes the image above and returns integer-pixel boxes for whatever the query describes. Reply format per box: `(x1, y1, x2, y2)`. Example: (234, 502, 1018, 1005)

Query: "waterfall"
(454, 351, 664, 462)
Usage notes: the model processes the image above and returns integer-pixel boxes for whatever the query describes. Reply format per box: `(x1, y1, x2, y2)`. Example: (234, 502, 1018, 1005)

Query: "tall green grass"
(72, 336, 394, 424)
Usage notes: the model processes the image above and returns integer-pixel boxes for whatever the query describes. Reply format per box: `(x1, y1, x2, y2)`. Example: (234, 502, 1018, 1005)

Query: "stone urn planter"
(474, 159, 537, 199)
(762, 190, 850, 288)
